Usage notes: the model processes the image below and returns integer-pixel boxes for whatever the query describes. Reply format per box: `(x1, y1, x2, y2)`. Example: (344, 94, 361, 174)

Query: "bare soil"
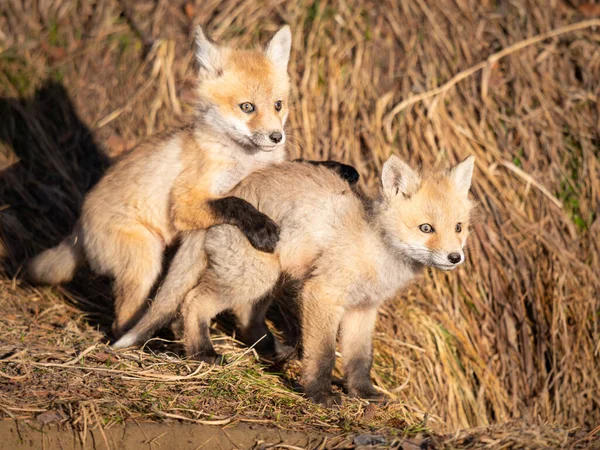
(1, 419, 336, 450)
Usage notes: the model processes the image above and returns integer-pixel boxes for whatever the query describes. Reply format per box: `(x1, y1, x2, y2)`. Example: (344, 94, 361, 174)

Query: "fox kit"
(28, 25, 297, 336)
(115, 155, 476, 406)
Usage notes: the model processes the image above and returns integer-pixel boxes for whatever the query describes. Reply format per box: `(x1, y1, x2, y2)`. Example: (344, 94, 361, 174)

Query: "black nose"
(448, 253, 462, 264)
(269, 132, 283, 143)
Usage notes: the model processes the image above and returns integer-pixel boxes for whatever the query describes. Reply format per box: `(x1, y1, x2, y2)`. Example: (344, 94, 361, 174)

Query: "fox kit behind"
(28, 25, 295, 336)
(115, 156, 476, 407)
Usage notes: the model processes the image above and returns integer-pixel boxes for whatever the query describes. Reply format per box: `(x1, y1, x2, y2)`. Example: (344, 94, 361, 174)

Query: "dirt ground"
(3, 418, 598, 450)
(1, 419, 339, 450)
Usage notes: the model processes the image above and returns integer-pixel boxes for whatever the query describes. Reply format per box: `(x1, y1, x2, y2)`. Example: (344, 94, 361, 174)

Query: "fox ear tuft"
(381, 155, 420, 199)
(195, 25, 222, 75)
(265, 25, 292, 71)
(449, 155, 475, 196)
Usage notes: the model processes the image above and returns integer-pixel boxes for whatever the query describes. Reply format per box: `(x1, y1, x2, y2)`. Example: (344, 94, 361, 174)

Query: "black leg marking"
(295, 159, 360, 185)
(187, 322, 225, 365)
(238, 295, 294, 362)
(208, 196, 279, 253)
(304, 344, 341, 408)
(345, 356, 384, 400)
(266, 276, 304, 351)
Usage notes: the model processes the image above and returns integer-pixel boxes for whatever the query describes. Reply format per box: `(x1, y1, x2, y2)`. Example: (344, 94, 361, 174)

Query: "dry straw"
(0, 0, 598, 444)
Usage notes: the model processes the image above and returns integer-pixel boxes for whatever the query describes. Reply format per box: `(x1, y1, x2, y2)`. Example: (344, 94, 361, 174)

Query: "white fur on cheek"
(228, 116, 252, 138)
(387, 237, 432, 266)
(205, 108, 252, 143)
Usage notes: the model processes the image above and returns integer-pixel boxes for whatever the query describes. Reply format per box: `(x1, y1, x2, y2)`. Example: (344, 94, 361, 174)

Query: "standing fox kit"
(115, 155, 476, 406)
(28, 25, 294, 336)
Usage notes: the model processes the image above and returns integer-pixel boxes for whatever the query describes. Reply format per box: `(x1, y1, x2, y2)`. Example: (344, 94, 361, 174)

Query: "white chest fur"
(346, 236, 419, 309)
(205, 140, 285, 196)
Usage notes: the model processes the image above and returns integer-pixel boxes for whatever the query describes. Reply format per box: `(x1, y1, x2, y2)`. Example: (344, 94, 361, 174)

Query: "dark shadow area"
(213, 278, 303, 354)
(265, 279, 303, 351)
(0, 80, 114, 333)
(212, 278, 304, 381)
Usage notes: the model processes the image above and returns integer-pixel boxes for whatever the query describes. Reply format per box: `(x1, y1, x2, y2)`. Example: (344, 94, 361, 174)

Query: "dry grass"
(0, 0, 599, 447)
(0, 284, 429, 438)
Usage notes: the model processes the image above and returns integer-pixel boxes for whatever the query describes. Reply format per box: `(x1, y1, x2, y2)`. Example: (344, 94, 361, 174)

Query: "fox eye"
(274, 100, 282, 111)
(419, 223, 434, 233)
(455, 223, 462, 233)
(240, 102, 255, 113)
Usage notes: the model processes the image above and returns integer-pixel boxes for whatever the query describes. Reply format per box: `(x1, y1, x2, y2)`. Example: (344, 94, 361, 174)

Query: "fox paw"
(262, 342, 295, 364)
(272, 342, 295, 361)
(307, 390, 342, 408)
(111, 322, 127, 340)
(244, 215, 280, 253)
(296, 159, 360, 185)
(189, 353, 227, 366)
(349, 385, 388, 402)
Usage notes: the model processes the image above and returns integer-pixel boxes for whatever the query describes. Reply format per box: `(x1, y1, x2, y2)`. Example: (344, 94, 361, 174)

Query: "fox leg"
(300, 279, 345, 407)
(112, 231, 208, 349)
(232, 296, 293, 362)
(340, 306, 385, 400)
(111, 231, 164, 337)
(171, 174, 279, 253)
(181, 285, 229, 363)
(207, 197, 279, 253)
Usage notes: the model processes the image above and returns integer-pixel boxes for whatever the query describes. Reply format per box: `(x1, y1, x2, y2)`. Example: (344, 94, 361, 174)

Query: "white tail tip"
(112, 333, 137, 349)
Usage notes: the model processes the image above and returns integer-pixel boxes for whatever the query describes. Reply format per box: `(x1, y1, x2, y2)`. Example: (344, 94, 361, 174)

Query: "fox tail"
(28, 224, 84, 285)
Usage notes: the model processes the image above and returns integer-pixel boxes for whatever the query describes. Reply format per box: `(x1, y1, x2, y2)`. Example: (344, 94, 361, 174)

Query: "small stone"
(354, 434, 386, 446)
(36, 410, 65, 425)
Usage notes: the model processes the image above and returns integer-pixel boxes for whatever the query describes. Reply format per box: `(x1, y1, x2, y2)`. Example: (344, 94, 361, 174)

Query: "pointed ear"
(381, 155, 421, 199)
(195, 25, 222, 75)
(265, 25, 291, 71)
(449, 155, 475, 196)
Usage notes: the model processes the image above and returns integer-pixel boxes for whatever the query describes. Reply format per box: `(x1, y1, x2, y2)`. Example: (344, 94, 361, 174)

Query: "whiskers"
(283, 130, 308, 158)
(390, 240, 434, 265)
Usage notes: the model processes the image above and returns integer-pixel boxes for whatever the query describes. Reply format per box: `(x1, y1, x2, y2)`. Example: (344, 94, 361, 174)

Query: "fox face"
(194, 26, 291, 152)
(379, 155, 475, 270)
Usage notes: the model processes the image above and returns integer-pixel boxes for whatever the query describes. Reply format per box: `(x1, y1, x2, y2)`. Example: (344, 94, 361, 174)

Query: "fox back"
(228, 161, 364, 279)
(225, 156, 475, 283)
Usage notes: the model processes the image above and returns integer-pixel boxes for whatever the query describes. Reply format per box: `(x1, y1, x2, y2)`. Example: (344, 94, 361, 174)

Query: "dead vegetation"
(0, 0, 599, 448)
